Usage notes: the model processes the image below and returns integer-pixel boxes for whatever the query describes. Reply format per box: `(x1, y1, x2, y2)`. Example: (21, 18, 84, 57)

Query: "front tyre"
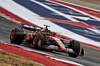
(10, 28, 25, 44)
(68, 40, 80, 58)
(33, 33, 45, 47)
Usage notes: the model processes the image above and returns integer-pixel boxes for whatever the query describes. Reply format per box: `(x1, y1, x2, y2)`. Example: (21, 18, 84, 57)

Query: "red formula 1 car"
(10, 24, 84, 58)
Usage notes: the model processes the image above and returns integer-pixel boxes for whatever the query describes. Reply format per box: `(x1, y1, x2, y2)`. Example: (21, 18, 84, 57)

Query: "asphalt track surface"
(0, 0, 100, 66)
(1, 15, 100, 66)
(62, 0, 100, 10)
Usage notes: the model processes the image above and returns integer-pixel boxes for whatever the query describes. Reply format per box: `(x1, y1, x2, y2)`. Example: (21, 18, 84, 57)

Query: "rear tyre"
(33, 33, 45, 48)
(68, 40, 80, 58)
(10, 28, 25, 44)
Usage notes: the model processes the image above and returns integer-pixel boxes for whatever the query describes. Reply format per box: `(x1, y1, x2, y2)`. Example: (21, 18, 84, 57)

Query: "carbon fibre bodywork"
(10, 24, 84, 57)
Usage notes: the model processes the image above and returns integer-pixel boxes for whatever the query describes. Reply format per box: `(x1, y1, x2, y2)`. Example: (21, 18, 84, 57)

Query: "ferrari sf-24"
(10, 24, 84, 58)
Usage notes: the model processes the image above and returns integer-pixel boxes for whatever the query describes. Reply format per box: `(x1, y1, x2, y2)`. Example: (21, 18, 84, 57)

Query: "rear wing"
(20, 24, 42, 31)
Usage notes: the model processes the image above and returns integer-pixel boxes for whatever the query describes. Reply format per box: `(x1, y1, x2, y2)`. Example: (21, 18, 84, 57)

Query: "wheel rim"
(10, 31, 15, 42)
(33, 35, 38, 46)
(38, 39, 41, 47)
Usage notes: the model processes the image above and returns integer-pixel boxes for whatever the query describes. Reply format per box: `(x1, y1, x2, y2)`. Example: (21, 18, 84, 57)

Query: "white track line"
(0, 41, 84, 66)
(48, 0, 100, 21)
(30, 0, 79, 22)
(1, 0, 100, 48)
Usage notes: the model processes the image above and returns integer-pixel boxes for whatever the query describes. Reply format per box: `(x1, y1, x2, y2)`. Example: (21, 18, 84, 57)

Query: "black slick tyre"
(68, 40, 80, 58)
(10, 28, 25, 44)
(33, 33, 45, 47)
